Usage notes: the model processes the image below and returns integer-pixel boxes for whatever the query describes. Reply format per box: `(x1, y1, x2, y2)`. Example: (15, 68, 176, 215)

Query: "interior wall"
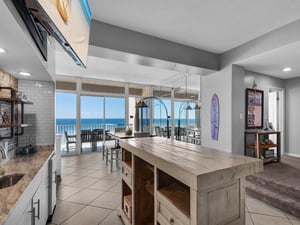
(201, 66, 232, 152)
(244, 71, 284, 125)
(284, 77, 300, 156)
(18, 80, 55, 146)
(231, 65, 246, 155)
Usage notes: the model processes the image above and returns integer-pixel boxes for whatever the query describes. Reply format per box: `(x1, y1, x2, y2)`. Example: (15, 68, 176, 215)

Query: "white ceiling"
(90, 0, 300, 53)
(238, 41, 300, 79)
(1, 0, 300, 85)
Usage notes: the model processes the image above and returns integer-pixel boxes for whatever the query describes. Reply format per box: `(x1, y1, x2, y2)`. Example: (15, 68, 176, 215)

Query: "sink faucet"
(0, 146, 7, 160)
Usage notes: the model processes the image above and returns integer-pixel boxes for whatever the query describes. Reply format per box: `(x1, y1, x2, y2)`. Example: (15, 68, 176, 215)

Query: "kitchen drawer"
(122, 162, 132, 186)
(156, 192, 190, 225)
(157, 200, 186, 225)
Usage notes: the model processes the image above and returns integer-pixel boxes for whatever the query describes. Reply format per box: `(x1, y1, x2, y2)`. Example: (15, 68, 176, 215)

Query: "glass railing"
(56, 123, 119, 150)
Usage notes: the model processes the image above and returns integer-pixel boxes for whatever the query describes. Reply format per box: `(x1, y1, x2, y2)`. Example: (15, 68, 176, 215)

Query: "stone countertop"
(0, 145, 54, 224)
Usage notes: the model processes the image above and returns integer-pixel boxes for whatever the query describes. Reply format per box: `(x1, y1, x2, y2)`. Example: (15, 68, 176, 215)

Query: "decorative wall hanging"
(245, 88, 264, 129)
(211, 93, 219, 140)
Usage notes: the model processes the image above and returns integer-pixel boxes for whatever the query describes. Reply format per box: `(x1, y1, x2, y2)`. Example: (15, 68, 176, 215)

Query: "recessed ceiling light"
(0, 48, 6, 53)
(283, 67, 292, 72)
(19, 72, 31, 76)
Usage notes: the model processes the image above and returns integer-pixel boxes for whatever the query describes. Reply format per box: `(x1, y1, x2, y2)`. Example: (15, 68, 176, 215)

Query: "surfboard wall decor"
(211, 93, 219, 140)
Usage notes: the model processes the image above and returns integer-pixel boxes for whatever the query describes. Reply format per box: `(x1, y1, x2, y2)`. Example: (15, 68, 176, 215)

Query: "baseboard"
(284, 153, 300, 158)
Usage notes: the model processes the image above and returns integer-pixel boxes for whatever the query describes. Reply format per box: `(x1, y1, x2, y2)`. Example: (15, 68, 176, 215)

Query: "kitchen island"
(119, 137, 263, 225)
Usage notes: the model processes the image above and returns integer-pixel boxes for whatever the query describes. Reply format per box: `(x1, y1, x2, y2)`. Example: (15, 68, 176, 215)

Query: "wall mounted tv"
(13, 0, 92, 68)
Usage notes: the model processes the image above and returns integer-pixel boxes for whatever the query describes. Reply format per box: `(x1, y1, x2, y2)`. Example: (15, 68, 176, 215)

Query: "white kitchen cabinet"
(3, 154, 54, 225)
(16, 198, 33, 225)
(32, 162, 48, 225)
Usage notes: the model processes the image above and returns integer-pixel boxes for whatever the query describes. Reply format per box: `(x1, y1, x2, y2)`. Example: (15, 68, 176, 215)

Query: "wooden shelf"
(247, 143, 278, 149)
(244, 130, 281, 163)
(124, 160, 132, 168)
(158, 182, 190, 217)
(0, 98, 33, 104)
(263, 157, 279, 164)
(0, 124, 30, 128)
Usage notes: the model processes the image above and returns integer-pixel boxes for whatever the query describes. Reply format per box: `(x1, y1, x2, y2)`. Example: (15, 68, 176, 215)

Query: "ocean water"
(56, 118, 195, 134)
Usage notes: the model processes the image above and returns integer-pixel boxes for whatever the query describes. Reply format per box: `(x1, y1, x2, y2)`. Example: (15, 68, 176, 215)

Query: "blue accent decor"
(80, 0, 92, 24)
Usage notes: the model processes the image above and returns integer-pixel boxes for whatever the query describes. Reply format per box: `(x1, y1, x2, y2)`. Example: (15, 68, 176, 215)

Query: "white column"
(171, 88, 175, 140)
(125, 83, 129, 126)
(76, 79, 81, 154)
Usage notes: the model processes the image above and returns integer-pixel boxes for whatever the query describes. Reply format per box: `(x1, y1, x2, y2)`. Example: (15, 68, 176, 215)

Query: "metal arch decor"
(211, 93, 219, 141)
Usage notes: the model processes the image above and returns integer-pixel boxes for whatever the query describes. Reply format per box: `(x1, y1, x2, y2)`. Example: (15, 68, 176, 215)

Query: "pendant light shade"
(136, 100, 148, 108)
(194, 103, 201, 110)
(185, 104, 193, 110)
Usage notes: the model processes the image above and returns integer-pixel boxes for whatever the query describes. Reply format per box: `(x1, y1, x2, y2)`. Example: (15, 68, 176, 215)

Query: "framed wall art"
(245, 88, 264, 129)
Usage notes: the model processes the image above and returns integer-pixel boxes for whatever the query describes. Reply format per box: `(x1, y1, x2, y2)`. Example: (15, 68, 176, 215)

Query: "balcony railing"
(56, 123, 120, 150)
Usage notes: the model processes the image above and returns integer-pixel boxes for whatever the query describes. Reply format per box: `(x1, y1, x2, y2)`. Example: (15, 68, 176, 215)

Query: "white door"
(268, 88, 284, 153)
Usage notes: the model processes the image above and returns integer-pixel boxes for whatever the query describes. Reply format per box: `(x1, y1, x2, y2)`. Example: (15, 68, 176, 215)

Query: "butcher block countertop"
(0, 145, 54, 224)
(119, 137, 263, 191)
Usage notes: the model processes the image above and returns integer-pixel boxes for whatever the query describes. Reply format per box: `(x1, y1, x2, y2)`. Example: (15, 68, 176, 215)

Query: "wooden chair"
(64, 131, 76, 152)
(105, 145, 121, 172)
(154, 126, 162, 136)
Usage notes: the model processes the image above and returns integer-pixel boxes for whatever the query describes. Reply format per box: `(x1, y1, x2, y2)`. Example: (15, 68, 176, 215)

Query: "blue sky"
(56, 93, 195, 119)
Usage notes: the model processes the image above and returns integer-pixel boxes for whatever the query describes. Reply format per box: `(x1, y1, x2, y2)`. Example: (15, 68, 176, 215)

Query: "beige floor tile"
(51, 201, 84, 224)
(109, 182, 121, 193)
(68, 176, 100, 188)
(251, 213, 292, 225)
(88, 178, 119, 191)
(61, 167, 78, 175)
(61, 206, 111, 225)
(246, 212, 254, 225)
(90, 191, 121, 209)
(57, 185, 83, 201)
(99, 210, 123, 225)
(71, 168, 99, 176)
(65, 189, 104, 205)
(60, 175, 82, 185)
(246, 196, 286, 218)
(87, 170, 110, 179)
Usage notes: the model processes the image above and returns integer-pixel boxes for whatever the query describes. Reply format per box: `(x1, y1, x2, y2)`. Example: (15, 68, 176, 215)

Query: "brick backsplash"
(18, 80, 55, 147)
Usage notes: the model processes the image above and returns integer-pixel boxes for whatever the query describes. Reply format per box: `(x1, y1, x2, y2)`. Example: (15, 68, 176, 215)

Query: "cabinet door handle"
(33, 199, 40, 220)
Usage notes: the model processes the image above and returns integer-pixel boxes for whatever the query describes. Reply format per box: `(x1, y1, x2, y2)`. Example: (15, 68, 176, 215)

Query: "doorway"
(268, 88, 284, 153)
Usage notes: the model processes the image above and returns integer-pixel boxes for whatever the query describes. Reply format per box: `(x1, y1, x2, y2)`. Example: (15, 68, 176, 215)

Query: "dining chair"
(64, 131, 76, 152)
(105, 145, 121, 172)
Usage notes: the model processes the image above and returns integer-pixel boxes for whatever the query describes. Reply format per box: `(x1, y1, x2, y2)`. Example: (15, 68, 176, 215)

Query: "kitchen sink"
(0, 174, 24, 189)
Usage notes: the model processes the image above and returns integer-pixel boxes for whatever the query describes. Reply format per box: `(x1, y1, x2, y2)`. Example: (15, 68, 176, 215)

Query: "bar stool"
(105, 145, 121, 172)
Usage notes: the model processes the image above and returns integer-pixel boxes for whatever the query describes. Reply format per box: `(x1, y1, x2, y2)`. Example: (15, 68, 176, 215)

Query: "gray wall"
(201, 66, 232, 152)
(284, 77, 300, 156)
(18, 80, 55, 146)
(231, 65, 246, 155)
(244, 70, 284, 124)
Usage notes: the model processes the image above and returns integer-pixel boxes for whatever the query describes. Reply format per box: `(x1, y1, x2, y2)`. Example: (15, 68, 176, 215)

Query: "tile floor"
(47, 152, 300, 225)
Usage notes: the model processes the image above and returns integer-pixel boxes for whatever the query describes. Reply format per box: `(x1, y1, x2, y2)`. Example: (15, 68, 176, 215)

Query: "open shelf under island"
(119, 137, 263, 225)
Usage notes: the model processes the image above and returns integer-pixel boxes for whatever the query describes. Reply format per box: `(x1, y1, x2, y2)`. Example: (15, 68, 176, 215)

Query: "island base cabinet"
(119, 138, 261, 225)
(197, 179, 245, 225)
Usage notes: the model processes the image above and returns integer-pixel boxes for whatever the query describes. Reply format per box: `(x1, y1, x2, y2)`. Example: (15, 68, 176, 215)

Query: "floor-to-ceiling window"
(80, 95, 104, 130)
(56, 92, 77, 151)
(105, 97, 125, 130)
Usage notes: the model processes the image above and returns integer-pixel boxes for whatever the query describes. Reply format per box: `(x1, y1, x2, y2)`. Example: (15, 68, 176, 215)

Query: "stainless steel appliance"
(48, 154, 56, 219)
